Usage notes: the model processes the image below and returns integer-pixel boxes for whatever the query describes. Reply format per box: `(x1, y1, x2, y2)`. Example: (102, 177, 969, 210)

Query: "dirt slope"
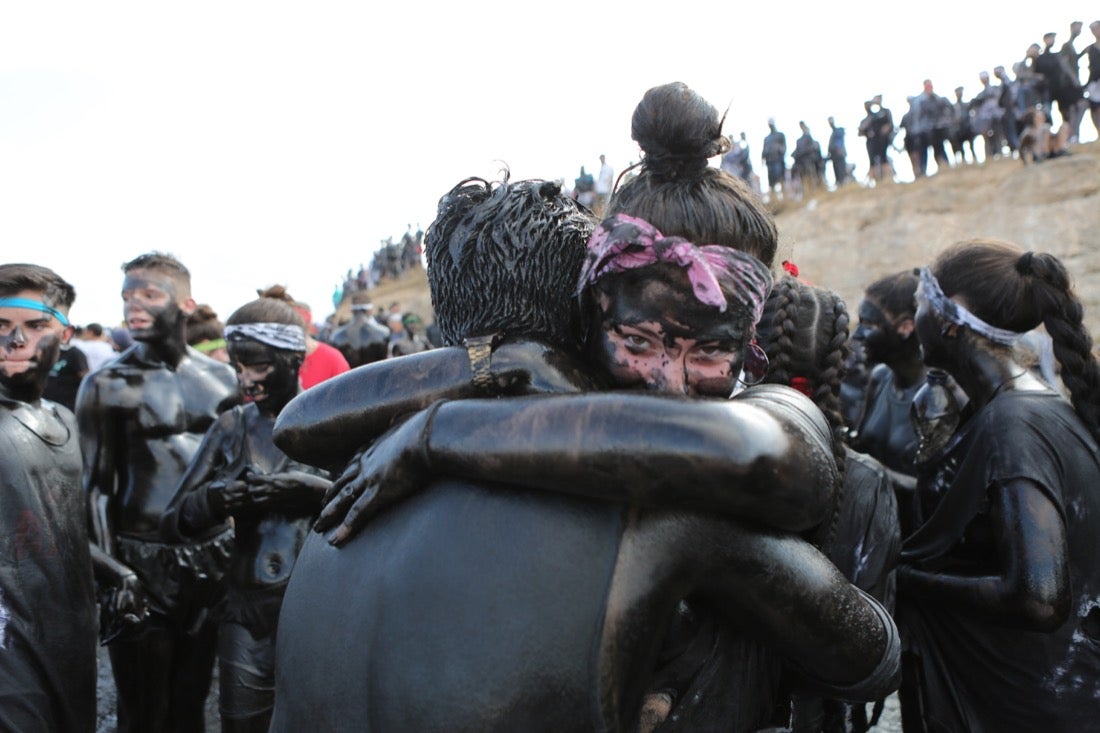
(777, 141, 1100, 333)
(343, 142, 1100, 336)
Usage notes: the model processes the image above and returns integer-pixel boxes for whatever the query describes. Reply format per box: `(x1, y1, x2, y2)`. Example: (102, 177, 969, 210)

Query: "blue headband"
(0, 297, 70, 326)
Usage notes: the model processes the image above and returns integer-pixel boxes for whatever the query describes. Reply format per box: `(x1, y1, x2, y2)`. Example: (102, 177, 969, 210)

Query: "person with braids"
(273, 83, 898, 732)
(162, 295, 331, 732)
(897, 239, 1100, 731)
(756, 275, 902, 733)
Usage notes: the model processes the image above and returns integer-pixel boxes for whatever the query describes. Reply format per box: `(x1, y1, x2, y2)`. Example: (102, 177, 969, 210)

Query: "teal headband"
(0, 297, 71, 326)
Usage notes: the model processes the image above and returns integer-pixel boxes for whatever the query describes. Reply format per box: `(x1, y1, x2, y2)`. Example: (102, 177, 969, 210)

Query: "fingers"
(327, 484, 381, 547)
(326, 463, 360, 504)
(314, 480, 361, 533)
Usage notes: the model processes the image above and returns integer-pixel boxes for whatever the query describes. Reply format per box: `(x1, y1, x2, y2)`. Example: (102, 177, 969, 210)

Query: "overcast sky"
(2, 1, 1095, 326)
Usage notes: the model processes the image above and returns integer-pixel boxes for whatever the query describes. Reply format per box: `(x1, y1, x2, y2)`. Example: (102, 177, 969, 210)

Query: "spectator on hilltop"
(594, 154, 614, 217)
(791, 120, 825, 197)
(1016, 44, 1049, 119)
(949, 86, 977, 164)
(1060, 21, 1088, 142)
(898, 96, 925, 177)
(761, 118, 787, 199)
(1018, 107, 1070, 164)
(915, 80, 953, 175)
(573, 165, 596, 209)
(1037, 31, 1085, 140)
(971, 71, 1006, 160)
(859, 95, 895, 183)
(826, 116, 849, 186)
(1086, 21, 1100, 136)
(721, 132, 758, 192)
(994, 64, 1025, 153)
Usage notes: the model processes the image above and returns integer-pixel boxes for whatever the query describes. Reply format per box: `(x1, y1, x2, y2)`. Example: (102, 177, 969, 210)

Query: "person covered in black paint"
(76, 252, 239, 733)
(0, 264, 145, 732)
(897, 239, 1100, 731)
(273, 83, 899, 733)
(756, 275, 901, 733)
(162, 295, 329, 732)
(850, 269, 924, 534)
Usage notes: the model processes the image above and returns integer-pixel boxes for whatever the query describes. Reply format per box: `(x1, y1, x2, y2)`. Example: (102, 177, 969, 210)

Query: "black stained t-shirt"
(0, 396, 96, 732)
(900, 390, 1100, 732)
(856, 364, 920, 476)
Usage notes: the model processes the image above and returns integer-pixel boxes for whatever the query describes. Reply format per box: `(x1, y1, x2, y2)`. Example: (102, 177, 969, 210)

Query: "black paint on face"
(914, 297, 952, 370)
(855, 299, 902, 365)
(228, 339, 301, 415)
(122, 270, 184, 343)
(587, 268, 748, 396)
(0, 293, 69, 399)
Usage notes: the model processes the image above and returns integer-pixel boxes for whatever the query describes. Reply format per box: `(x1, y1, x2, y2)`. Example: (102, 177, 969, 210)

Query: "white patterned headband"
(224, 322, 307, 352)
(918, 267, 1024, 346)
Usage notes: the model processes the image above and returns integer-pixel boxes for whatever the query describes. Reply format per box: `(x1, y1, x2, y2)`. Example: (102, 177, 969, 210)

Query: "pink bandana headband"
(576, 213, 773, 324)
(577, 213, 774, 385)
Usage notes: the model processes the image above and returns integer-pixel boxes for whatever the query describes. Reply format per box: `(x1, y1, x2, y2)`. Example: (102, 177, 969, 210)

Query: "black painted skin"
(74, 268, 238, 732)
(0, 289, 140, 732)
(901, 305, 1071, 625)
(328, 310, 391, 367)
(271, 344, 899, 732)
(161, 339, 329, 733)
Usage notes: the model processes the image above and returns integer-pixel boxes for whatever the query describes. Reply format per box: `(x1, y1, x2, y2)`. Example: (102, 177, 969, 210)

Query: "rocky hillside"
(353, 141, 1100, 336)
(778, 141, 1100, 334)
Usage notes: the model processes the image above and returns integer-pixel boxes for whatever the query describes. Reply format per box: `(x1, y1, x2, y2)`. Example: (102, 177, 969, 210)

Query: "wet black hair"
(757, 275, 851, 548)
(425, 173, 596, 349)
(607, 82, 778, 268)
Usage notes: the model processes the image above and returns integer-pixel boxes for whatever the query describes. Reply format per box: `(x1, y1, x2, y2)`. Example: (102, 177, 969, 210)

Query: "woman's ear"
(896, 318, 915, 339)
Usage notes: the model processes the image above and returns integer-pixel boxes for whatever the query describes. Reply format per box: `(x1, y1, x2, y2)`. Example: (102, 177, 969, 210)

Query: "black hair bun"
(632, 82, 730, 180)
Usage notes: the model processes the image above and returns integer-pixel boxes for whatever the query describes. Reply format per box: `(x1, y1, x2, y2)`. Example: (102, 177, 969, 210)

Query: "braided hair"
(934, 238, 1100, 441)
(756, 275, 852, 549)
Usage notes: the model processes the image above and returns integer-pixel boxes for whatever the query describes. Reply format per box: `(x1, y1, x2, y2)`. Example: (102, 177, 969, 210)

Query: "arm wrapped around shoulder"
(730, 383, 841, 530)
(787, 587, 902, 702)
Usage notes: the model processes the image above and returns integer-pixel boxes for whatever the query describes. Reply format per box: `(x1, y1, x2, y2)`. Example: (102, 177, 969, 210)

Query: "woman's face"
(854, 298, 909, 365)
(588, 268, 748, 397)
(228, 339, 301, 415)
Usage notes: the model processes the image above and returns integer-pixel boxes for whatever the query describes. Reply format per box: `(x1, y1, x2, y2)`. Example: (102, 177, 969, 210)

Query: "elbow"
(1010, 589, 1070, 632)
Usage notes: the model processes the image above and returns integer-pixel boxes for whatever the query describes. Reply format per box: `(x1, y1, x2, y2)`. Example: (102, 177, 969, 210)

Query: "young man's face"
(0, 289, 73, 396)
(121, 268, 194, 343)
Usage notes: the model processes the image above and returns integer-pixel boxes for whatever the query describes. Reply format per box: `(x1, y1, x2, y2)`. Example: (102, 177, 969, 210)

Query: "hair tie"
(1016, 251, 1035, 275)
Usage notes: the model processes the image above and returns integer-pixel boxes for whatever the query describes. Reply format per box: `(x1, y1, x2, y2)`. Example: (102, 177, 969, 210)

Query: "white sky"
(2, 1, 1096, 326)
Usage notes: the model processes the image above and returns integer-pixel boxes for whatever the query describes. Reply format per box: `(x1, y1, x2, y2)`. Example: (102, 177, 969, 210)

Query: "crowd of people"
(717, 19, 1100, 200)
(1, 74, 1099, 733)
